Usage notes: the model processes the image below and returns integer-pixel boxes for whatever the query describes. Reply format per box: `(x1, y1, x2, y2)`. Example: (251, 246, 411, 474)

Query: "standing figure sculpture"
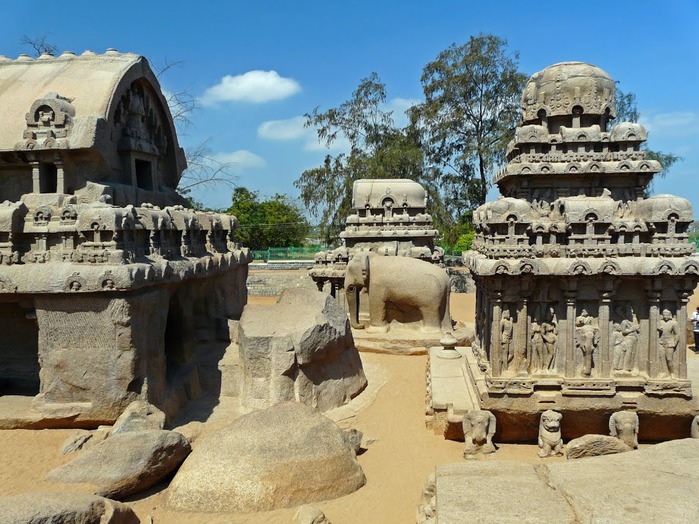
(500, 309, 514, 372)
(620, 308, 640, 372)
(530, 316, 544, 372)
(542, 309, 557, 372)
(612, 321, 625, 371)
(657, 309, 679, 378)
(575, 308, 599, 377)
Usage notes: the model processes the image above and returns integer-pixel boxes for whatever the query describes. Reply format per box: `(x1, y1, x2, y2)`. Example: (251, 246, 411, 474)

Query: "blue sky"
(3, 1, 698, 214)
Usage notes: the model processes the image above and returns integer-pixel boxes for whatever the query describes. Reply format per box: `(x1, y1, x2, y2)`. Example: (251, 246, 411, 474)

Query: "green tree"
(412, 34, 527, 211)
(295, 73, 433, 244)
(226, 187, 310, 250)
(613, 85, 681, 178)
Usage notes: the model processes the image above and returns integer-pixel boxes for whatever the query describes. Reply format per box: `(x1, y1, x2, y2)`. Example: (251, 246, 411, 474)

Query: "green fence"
(251, 246, 325, 262)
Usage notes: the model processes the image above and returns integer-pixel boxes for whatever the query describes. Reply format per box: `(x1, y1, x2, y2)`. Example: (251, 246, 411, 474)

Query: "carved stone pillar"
(599, 290, 612, 377)
(31, 162, 40, 193)
(647, 288, 660, 378)
(563, 290, 576, 378)
(491, 291, 503, 377)
(56, 162, 65, 194)
(514, 299, 528, 375)
(678, 292, 689, 379)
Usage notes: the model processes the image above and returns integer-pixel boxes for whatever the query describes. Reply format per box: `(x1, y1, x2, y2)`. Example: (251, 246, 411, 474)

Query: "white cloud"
(639, 111, 699, 138)
(257, 116, 307, 140)
(257, 115, 350, 154)
(212, 150, 267, 169)
(200, 70, 301, 105)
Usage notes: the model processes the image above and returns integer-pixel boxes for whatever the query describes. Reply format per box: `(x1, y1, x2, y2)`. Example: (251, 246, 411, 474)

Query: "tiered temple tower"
(463, 62, 698, 439)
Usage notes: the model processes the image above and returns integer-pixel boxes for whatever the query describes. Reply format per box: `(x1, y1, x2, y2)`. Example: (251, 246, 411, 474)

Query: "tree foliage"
(295, 74, 433, 244)
(412, 34, 527, 210)
(226, 187, 310, 250)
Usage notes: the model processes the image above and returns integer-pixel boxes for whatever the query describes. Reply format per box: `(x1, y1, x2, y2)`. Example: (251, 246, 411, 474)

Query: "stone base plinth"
(353, 325, 473, 355)
(426, 347, 699, 442)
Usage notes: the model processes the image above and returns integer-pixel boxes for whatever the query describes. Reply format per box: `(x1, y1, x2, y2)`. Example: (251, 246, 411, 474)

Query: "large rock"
(565, 434, 631, 459)
(111, 400, 166, 436)
(0, 492, 139, 523)
(166, 402, 366, 513)
(238, 288, 367, 411)
(547, 439, 699, 523)
(46, 430, 191, 499)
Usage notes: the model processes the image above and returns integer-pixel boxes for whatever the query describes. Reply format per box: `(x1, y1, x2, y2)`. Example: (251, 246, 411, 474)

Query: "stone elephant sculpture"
(462, 409, 496, 457)
(344, 253, 452, 334)
(609, 411, 639, 449)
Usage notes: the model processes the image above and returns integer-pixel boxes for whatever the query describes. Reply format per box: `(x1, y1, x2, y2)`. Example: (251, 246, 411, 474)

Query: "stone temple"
(310, 178, 443, 297)
(0, 50, 250, 427)
(433, 62, 698, 441)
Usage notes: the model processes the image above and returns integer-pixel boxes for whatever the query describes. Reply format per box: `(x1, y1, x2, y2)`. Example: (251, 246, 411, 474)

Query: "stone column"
(599, 291, 612, 377)
(31, 162, 40, 193)
(678, 292, 689, 379)
(514, 299, 528, 375)
(56, 161, 65, 194)
(563, 290, 576, 378)
(491, 291, 503, 377)
(647, 289, 660, 378)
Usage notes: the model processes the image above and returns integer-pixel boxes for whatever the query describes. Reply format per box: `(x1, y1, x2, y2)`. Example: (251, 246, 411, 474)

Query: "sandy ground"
(0, 290, 696, 523)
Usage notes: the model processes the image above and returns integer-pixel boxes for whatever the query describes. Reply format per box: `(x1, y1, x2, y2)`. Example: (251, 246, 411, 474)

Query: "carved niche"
(20, 93, 75, 149)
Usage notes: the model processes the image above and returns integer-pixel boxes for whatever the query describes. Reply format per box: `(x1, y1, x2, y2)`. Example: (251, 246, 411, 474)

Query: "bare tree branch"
(20, 35, 58, 57)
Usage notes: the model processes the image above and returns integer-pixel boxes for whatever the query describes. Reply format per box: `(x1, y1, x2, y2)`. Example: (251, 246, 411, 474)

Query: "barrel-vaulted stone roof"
(0, 49, 185, 191)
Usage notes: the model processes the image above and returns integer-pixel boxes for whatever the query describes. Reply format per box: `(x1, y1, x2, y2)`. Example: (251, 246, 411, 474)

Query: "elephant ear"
(609, 413, 618, 437)
(362, 254, 370, 279)
(488, 412, 497, 437)
(462, 414, 473, 435)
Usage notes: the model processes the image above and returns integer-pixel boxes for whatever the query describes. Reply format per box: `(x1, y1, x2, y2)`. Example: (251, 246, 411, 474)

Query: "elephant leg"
(420, 307, 443, 333)
(367, 292, 389, 333)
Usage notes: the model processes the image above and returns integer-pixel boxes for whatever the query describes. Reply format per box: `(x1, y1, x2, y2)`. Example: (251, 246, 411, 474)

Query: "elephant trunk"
(346, 285, 364, 329)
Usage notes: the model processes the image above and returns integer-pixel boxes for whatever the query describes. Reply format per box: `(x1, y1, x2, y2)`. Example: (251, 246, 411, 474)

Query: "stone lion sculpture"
(609, 411, 639, 449)
(462, 410, 497, 457)
(691, 415, 699, 439)
(538, 410, 563, 458)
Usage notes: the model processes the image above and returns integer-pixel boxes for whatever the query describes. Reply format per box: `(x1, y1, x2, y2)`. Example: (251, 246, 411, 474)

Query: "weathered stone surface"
(293, 505, 331, 524)
(431, 462, 576, 524)
(343, 428, 363, 454)
(565, 434, 631, 459)
(547, 439, 699, 523)
(46, 430, 190, 499)
(166, 402, 366, 513)
(238, 288, 367, 411)
(61, 430, 93, 454)
(0, 491, 139, 523)
(111, 400, 166, 436)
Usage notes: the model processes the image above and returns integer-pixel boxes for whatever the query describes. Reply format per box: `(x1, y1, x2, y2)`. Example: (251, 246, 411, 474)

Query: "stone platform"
(426, 346, 699, 442)
(417, 439, 699, 524)
(353, 326, 473, 356)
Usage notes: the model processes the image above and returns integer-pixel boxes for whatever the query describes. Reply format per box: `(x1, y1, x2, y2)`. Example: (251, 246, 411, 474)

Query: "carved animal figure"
(462, 410, 497, 457)
(538, 410, 563, 458)
(609, 411, 639, 449)
(344, 253, 452, 333)
(691, 415, 699, 439)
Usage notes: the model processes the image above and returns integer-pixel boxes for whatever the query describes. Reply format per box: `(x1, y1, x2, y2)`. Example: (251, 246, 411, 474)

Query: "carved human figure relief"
(462, 410, 497, 457)
(611, 321, 625, 371)
(609, 411, 639, 449)
(620, 307, 640, 372)
(538, 410, 563, 458)
(542, 307, 558, 372)
(575, 308, 599, 377)
(657, 309, 679, 378)
(530, 316, 544, 372)
(500, 309, 514, 371)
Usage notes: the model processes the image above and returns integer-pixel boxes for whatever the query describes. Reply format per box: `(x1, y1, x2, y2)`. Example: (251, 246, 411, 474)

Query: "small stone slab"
(111, 400, 166, 436)
(565, 434, 631, 459)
